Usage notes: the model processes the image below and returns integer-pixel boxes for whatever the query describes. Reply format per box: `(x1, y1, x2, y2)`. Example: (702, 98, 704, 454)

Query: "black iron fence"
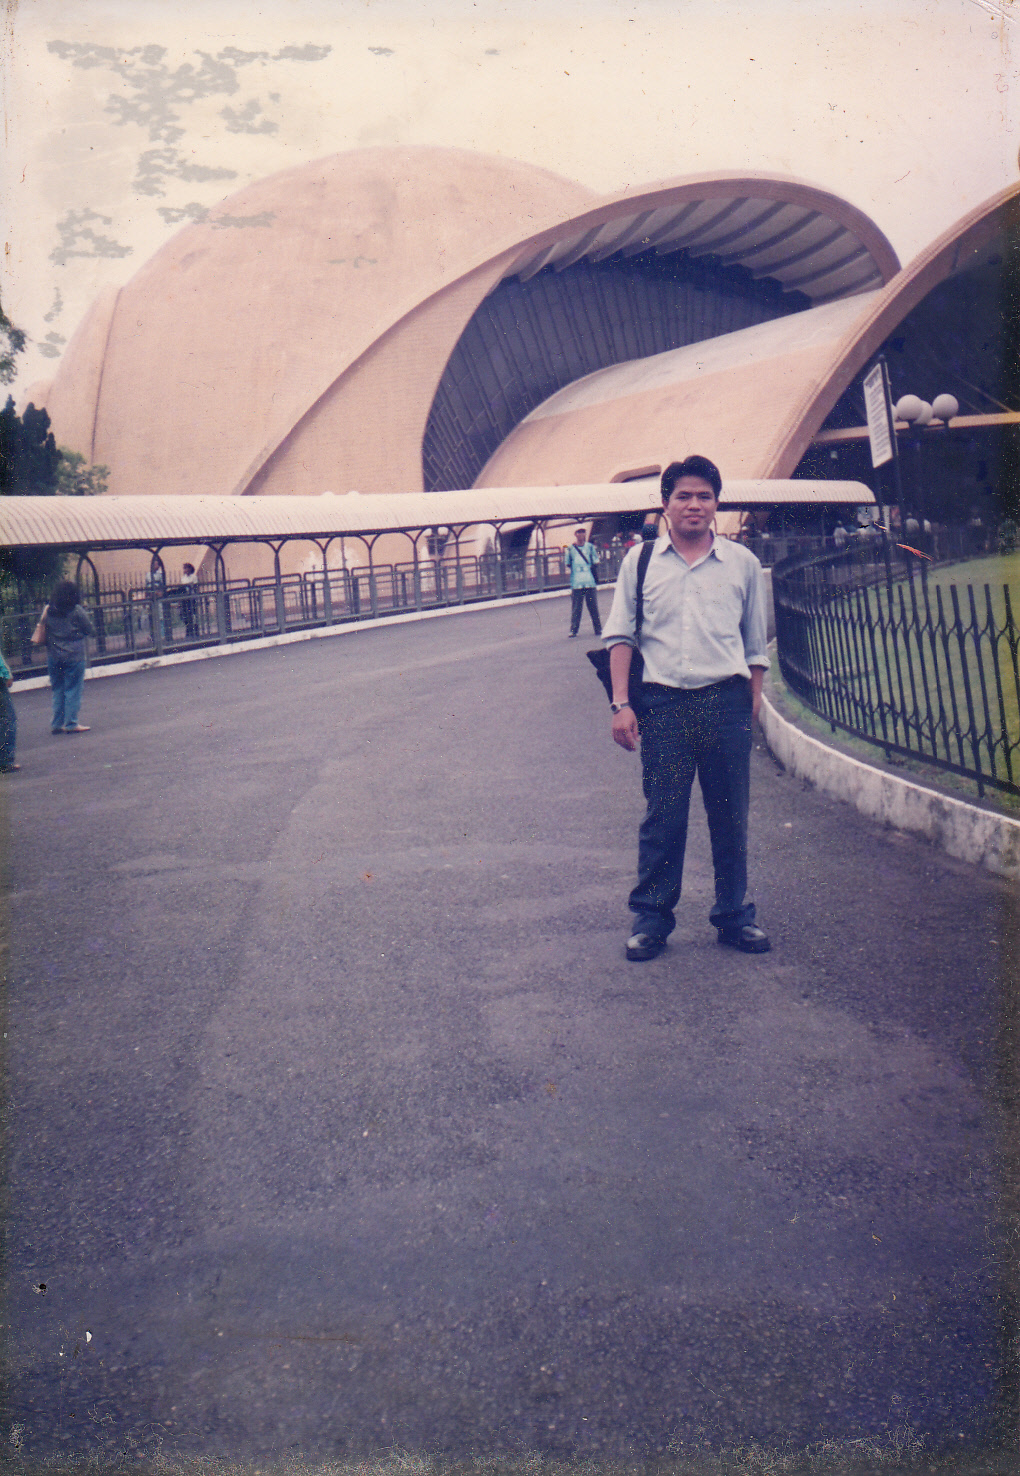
(773, 539, 1020, 796)
(2, 545, 628, 679)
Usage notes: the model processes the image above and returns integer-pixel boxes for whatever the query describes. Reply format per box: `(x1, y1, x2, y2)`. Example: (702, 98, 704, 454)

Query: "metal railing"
(745, 523, 995, 569)
(773, 539, 1020, 796)
(2, 546, 628, 679)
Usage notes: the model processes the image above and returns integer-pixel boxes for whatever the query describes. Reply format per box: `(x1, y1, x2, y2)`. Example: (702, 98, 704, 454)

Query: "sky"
(2, 0, 1017, 403)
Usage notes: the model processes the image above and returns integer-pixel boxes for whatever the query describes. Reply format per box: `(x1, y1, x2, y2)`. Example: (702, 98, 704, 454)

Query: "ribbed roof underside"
(425, 252, 805, 493)
(1, 483, 875, 550)
(510, 197, 886, 304)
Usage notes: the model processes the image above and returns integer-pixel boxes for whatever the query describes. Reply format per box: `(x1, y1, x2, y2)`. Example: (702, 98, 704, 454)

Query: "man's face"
(664, 476, 718, 540)
(574, 529, 585, 544)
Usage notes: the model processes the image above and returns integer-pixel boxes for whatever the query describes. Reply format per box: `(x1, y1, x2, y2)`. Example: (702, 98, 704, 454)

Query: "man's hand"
(608, 644, 639, 749)
(612, 706, 639, 751)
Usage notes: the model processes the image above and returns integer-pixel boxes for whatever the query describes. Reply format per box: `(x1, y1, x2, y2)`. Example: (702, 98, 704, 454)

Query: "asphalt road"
(1, 592, 1015, 1466)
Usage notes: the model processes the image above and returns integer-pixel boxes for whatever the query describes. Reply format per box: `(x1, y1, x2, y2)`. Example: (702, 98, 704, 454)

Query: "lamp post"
(892, 392, 959, 549)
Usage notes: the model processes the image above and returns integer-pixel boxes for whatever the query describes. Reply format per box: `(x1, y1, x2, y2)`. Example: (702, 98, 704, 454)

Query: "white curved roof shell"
(35, 149, 899, 507)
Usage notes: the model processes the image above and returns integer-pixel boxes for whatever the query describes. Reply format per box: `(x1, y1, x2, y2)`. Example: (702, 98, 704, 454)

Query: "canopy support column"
(493, 524, 506, 597)
(269, 543, 287, 632)
(74, 552, 107, 654)
(365, 534, 383, 618)
(143, 548, 168, 655)
(206, 544, 229, 641)
(314, 539, 337, 623)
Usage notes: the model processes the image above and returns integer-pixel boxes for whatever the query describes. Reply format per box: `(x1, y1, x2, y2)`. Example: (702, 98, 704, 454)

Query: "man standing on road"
(565, 526, 602, 638)
(601, 455, 771, 962)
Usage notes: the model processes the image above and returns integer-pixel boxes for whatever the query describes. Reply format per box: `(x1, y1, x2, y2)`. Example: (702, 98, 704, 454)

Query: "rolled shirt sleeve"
(601, 544, 642, 648)
(741, 559, 769, 669)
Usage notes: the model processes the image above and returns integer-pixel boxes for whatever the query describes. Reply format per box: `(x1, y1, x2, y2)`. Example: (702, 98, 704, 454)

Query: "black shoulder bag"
(586, 538, 654, 718)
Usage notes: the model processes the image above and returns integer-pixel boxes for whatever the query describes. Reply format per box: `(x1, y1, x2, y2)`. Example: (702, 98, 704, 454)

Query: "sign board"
(863, 361, 895, 468)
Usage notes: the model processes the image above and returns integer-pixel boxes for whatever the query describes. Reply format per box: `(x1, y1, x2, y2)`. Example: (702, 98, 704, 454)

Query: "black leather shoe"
(626, 933, 666, 962)
(717, 924, 771, 954)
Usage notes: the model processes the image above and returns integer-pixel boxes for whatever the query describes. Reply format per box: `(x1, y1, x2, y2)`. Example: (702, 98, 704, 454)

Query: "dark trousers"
(180, 595, 198, 640)
(570, 586, 601, 635)
(0, 683, 16, 768)
(629, 677, 756, 939)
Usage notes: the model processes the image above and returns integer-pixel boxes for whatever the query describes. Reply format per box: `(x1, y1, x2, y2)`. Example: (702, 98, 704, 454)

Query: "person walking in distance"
(565, 526, 602, 638)
(31, 579, 96, 735)
(178, 562, 200, 641)
(601, 455, 771, 961)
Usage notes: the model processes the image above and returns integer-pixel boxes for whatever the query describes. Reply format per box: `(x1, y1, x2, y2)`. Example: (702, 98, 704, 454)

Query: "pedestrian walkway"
(3, 591, 1014, 1469)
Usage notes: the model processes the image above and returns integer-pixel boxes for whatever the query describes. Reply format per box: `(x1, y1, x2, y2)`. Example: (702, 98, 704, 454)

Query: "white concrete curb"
(11, 585, 593, 691)
(759, 687, 1020, 882)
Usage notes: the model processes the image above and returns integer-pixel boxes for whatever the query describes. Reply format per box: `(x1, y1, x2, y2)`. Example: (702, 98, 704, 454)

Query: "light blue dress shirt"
(601, 534, 768, 688)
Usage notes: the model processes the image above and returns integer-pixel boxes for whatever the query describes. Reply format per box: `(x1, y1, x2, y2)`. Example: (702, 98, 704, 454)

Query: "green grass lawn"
(919, 548, 1020, 590)
(781, 549, 1020, 795)
(767, 656, 1020, 815)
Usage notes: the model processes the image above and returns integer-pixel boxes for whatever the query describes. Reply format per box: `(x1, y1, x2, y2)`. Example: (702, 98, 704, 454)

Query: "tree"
(1, 401, 111, 589)
(0, 397, 61, 497)
(0, 398, 64, 585)
(55, 448, 109, 497)
(0, 306, 26, 386)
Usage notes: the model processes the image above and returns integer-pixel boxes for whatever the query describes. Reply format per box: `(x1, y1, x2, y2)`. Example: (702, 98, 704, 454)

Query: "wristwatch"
(610, 701, 631, 714)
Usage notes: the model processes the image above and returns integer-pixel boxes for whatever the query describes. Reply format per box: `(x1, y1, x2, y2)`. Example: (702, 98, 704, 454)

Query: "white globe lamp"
(894, 394, 925, 422)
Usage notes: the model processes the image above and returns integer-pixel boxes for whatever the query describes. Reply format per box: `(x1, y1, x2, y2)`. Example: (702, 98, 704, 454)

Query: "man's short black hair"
(661, 455, 723, 503)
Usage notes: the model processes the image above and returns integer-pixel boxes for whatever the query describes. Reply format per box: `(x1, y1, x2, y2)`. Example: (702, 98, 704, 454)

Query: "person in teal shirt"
(565, 526, 602, 638)
(0, 644, 18, 772)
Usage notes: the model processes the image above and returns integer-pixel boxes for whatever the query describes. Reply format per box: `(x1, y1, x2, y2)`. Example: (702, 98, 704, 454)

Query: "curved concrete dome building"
(42, 147, 596, 500)
(39, 146, 902, 505)
(474, 183, 1018, 497)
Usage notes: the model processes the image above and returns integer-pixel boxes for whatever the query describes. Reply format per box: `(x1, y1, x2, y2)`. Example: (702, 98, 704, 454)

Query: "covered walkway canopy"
(0, 480, 874, 557)
(1, 480, 876, 673)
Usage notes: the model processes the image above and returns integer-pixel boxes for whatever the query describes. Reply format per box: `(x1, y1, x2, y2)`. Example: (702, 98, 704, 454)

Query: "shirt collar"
(656, 531, 723, 564)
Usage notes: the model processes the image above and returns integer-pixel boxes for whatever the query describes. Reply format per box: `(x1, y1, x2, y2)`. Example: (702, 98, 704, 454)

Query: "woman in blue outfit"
(0, 644, 18, 771)
(33, 580, 96, 735)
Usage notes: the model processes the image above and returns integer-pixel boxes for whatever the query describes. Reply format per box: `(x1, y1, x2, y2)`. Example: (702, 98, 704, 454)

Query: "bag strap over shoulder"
(634, 538, 654, 641)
